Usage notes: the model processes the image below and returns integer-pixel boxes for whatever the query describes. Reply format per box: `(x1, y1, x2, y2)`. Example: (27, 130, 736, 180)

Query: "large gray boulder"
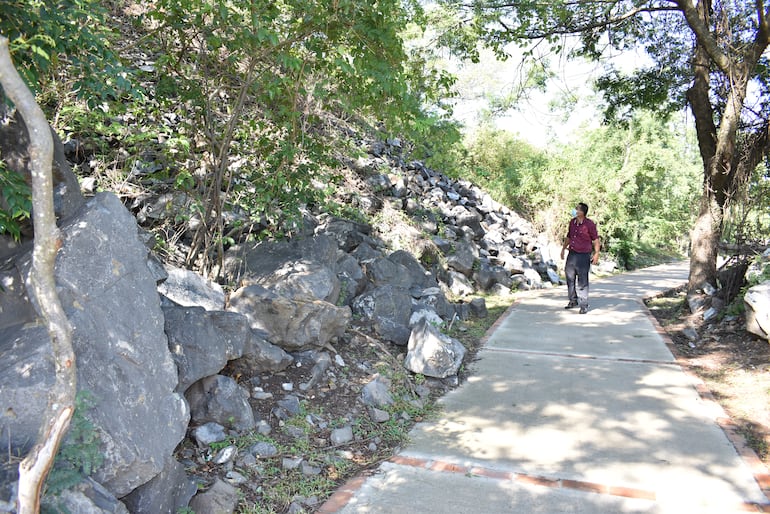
(158, 266, 226, 311)
(363, 257, 414, 289)
(0, 192, 189, 497)
(163, 306, 253, 392)
(164, 305, 293, 391)
(745, 281, 770, 340)
(223, 234, 343, 303)
(404, 320, 466, 378)
(228, 284, 351, 351)
(352, 285, 413, 345)
(387, 250, 437, 288)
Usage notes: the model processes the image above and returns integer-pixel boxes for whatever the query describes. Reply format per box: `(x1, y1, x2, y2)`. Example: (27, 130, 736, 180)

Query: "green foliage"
(432, 1, 766, 128)
(550, 112, 701, 267)
(459, 111, 701, 268)
(0, 158, 31, 240)
(44, 391, 103, 497)
(0, 0, 135, 106)
(723, 163, 770, 245)
(462, 124, 550, 215)
(408, 114, 465, 176)
(3, 0, 460, 275)
(116, 0, 453, 271)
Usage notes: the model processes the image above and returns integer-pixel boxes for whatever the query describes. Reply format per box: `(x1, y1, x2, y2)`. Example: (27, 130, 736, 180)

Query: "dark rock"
(224, 235, 341, 302)
(469, 298, 488, 318)
(473, 260, 513, 291)
(164, 306, 252, 392)
(352, 285, 413, 345)
(364, 257, 414, 289)
(228, 284, 351, 351)
(186, 374, 256, 432)
(0, 109, 84, 248)
(388, 250, 437, 288)
(121, 457, 197, 514)
(0, 193, 188, 497)
(335, 254, 366, 306)
(445, 240, 478, 277)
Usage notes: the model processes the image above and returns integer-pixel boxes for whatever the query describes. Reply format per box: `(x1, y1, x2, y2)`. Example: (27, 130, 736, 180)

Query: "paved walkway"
(319, 262, 770, 513)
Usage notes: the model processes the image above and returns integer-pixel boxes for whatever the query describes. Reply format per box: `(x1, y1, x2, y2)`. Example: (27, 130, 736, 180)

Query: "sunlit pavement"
(320, 262, 770, 513)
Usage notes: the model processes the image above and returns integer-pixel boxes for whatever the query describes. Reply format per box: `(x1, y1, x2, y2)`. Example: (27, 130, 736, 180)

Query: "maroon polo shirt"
(566, 217, 598, 253)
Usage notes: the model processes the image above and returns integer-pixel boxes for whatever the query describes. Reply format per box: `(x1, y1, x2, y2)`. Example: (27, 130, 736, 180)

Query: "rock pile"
(0, 135, 560, 512)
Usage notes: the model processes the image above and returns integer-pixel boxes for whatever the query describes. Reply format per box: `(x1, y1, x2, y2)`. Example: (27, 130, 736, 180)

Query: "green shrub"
(44, 391, 103, 497)
(0, 159, 31, 241)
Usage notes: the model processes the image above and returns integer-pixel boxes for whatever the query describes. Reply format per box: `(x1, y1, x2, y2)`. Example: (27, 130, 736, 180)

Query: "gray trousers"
(565, 251, 591, 306)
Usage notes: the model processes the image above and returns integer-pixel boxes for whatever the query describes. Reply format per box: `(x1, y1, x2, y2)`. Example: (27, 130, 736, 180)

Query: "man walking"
(560, 202, 600, 314)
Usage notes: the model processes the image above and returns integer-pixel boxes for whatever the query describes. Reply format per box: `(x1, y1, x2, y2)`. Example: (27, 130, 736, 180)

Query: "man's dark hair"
(578, 202, 589, 216)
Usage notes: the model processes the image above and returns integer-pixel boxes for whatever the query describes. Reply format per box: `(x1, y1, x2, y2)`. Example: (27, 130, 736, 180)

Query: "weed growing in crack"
(42, 391, 103, 511)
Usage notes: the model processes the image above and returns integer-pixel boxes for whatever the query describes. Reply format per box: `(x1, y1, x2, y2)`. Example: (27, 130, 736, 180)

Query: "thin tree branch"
(676, 0, 732, 70)
(0, 35, 77, 514)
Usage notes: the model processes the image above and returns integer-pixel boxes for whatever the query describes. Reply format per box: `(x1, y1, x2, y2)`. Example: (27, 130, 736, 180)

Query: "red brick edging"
(318, 454, 770, 513)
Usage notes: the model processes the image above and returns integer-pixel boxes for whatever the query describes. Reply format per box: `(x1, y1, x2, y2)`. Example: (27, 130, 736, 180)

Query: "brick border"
(315, 475, 369, 514)
(318, 455, 770, 513)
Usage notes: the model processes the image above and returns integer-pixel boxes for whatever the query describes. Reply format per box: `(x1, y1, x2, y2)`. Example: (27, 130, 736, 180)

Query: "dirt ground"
(176, 310, 501, 513)
(645, 289, 770, 465)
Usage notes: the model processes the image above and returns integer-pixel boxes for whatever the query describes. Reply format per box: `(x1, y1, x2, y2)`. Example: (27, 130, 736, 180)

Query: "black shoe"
(579, 306, 588, 314)
(565, 302, 578, 309)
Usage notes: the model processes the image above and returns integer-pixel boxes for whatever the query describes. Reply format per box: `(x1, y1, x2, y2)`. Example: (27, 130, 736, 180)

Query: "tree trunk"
(0, 37, 77, 513)
(688, 187, 721, 290)
(688, 69, 751, 292)
(683, 0, 759, 294)
(684, 0, 718, 292)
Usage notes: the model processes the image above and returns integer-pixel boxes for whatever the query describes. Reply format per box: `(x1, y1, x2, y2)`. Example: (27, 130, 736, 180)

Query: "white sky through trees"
(448, 42, 653, 148)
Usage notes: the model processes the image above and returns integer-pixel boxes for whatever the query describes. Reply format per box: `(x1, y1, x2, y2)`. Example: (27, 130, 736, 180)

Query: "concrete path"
(319, 262, 770, 513)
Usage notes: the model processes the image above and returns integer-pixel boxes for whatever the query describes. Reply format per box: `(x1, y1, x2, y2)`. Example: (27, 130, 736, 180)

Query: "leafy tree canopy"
(434, 0, 769, 128)
(0, 0, 134, 105)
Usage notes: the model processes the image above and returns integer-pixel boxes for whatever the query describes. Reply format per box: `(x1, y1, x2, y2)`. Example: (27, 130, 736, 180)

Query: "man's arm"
(591, 238, 600, 264)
